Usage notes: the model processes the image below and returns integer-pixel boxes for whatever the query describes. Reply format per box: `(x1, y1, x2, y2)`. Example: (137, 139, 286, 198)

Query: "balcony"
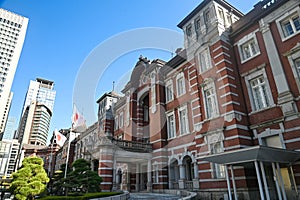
(112, 139, 152, 153)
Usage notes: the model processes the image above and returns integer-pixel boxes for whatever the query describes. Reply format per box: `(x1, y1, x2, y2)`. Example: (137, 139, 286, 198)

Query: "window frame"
(165, 79, 174, 102)
(286, 45, 300, 92)
(210, 141, 225, 179)
(178, 105, 189, 135)
(276, 7, 300, 41)
(244, 68, 274, 113)
(237, 32, 260, 64)
(176, 72, 186, 97)
(202, 80, 219, 120)
(199, 47, 212, 72)
(166, 111, 176, 139)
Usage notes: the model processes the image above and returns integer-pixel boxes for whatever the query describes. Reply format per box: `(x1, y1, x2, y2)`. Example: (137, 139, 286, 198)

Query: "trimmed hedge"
(38, 192, 123, 200)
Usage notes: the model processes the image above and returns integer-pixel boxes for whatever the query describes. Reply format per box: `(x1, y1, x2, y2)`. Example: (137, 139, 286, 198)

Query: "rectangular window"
(186, 24, 192, 37)
(177, 76, 185, 96)
(240, 38, 259, 61)
(165, 82, 174, 102)
(179, 107, 189, 135)
(204, 87, 218, 119)
(281, 14, 300, 37)
(167, 113, 176, 139)
(218, 8, 225, 24)
(199, 48, 211, 72)
(195, 17, 201, 30)
(296, 59, 300, 77)
(114, 116, 119, 130)
(204, 9, 211, 26)
(250, 75, 270, 110)
(119, 112, 124, 128)
(211, 142, 225, 178)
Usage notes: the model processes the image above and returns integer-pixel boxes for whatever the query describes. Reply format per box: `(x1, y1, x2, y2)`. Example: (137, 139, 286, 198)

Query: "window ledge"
(281, 31, 300, 42)
(249, 104, 277, 115)
(240, 52, 260, 64)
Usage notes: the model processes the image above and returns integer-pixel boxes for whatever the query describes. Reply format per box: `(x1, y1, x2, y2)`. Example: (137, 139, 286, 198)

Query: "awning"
(201, 145, 300, 165)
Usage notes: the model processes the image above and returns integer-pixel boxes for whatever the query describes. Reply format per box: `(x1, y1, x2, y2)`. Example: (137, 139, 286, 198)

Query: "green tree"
(10, 157, 49, 200)
(65, 159, 102, 193)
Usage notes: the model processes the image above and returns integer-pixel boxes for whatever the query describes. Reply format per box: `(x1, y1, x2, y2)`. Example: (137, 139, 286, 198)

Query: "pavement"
(129, 192, 181, 200)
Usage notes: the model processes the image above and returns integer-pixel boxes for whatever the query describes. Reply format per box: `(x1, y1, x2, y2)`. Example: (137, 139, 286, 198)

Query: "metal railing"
(185, 181, 193, 189)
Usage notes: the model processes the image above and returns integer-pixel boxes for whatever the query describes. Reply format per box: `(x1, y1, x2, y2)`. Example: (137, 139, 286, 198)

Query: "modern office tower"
(3, 116, 16, 140)
(0, 92, 13, 140)
(22, 78, 56, 114)
(17, 78, 56, 146)
(0, 139, 19, 177)
(0, 9, 28, 140)
(18, 101, 52, 145)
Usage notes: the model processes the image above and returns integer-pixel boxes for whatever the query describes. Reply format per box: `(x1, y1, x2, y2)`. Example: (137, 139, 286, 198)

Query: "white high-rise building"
(17, 78, 56, 145)
(0, 139, 19, 177)
(22, 78, 56, 114)
(0, 8, 28, 139)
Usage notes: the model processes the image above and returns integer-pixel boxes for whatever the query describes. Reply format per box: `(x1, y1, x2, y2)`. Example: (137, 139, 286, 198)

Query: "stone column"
(136, 163, 140, 192)
(192, 162, 200, 189)
(112, 159, 117, 191)
(260, 20, 296, 116)
(178, 164, 186, 189)
(147, 160, 152, 192)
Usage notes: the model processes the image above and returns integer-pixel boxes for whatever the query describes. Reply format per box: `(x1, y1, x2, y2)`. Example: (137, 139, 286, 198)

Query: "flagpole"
(64, 130, 72, 179)
(48, 131, 54, 177)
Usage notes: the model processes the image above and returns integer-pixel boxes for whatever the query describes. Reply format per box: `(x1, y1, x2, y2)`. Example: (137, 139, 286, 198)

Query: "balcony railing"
(185, 181, 193, 190)
(112, 139, 152, 153)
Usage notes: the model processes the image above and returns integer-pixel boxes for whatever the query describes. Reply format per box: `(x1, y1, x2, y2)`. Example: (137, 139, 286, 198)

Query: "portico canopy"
(201, 145, 300, 165)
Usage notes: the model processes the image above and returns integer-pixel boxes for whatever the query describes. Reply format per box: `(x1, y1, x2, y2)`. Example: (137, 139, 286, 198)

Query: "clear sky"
(1, 0, 258, 143)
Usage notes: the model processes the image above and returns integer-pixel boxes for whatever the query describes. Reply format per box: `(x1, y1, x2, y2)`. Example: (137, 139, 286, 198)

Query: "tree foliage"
(65, 159, 102, 193)
(10, 157, 49, 200)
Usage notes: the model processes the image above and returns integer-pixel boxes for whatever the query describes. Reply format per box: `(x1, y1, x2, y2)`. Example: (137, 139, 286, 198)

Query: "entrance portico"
(202, 146, 300, 200)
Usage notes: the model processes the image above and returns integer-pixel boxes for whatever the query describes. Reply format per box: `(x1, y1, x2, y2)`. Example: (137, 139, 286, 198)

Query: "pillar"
(136, 163, 140, 192)
(254, 161, 265, 200)
(147, 160, 152, 192)
(192, 162, 199, 189)
(178, 164, 186, 189)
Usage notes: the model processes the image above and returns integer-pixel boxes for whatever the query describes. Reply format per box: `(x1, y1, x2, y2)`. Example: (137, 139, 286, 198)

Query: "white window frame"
(119, 112, 124, 128)
(202, 80, 219, 119)
(166, 111, 176, 139)
(176, 72, 186, 97)
(286, 45, 300, 92)
(237, 31, 260, 63)
(210, 141, 225, 179)
(165, 79, 174, 102)
(178, 105, 189, 135)
(199, 47, 212, 72)
(276, 7, 300, 41)
(114, 116, 119, 130)
(244, 68, 274, 113)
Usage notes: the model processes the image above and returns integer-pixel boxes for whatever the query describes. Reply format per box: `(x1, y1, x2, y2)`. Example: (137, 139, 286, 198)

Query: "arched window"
(182, 156, 194, 181)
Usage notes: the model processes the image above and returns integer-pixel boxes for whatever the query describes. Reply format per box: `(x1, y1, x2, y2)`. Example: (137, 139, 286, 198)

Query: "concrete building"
(0, 139, 19, 178)
(71, 0, 300, 199)
(18, 101, 52, 146)
(3, 116, 16, 140)
(16, 78, 56, 145)
(0, 8, 28, 140)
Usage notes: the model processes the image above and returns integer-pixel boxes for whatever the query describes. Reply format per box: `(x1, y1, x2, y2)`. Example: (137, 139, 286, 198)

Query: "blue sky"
(1, 0, 258, 143)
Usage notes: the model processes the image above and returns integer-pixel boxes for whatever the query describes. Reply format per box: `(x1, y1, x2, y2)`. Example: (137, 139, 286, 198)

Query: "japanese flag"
(72, 104, 87, 133)
(55, 131, 67, 147)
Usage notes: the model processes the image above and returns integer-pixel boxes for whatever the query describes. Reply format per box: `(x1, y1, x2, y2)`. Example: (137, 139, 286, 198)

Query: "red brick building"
(74, 0, 300, 199)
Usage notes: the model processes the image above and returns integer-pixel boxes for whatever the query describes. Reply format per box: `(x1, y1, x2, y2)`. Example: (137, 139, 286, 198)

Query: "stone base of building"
(194, 188, 260, 200)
